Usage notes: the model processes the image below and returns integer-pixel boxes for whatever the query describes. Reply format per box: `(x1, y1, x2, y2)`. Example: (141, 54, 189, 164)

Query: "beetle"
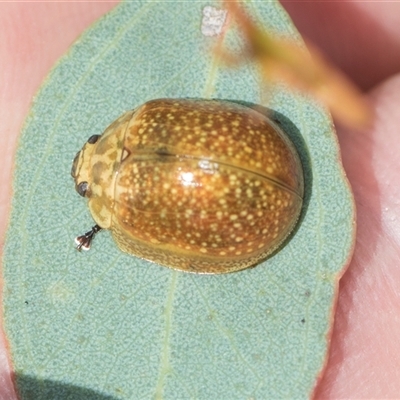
(71, 98, 304, 274)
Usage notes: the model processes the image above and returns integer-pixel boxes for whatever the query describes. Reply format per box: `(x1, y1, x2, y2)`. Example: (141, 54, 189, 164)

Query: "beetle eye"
(76, 181, 89, 197)
(87, 135, 100, 144)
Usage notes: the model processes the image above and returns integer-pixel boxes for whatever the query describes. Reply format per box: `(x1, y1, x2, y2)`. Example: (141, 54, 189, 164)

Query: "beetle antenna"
(75, 225, 102, 251)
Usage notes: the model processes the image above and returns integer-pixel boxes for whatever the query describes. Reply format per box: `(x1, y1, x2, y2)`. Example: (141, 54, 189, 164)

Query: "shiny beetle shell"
(71, 99, 304, 274)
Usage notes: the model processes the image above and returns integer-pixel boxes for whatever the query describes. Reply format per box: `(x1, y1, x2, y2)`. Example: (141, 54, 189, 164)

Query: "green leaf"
(3, 1, 355, 399)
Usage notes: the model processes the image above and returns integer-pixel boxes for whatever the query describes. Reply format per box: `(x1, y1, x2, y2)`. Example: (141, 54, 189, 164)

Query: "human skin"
(1, 2, 400, 399)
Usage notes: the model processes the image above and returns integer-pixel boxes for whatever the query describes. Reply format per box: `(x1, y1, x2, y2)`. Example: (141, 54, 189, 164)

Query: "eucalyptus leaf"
(3, 1, 355, 399)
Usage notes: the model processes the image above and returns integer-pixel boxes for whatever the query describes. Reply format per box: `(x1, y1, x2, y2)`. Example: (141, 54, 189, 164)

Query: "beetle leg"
(75, 224, 102, 251)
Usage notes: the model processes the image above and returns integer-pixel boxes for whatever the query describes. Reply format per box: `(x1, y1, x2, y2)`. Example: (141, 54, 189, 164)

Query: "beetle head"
(71, 135, 100, 198)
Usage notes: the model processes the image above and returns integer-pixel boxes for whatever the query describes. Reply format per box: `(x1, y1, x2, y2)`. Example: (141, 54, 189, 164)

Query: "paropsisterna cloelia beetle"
(71, 98, 304, 274)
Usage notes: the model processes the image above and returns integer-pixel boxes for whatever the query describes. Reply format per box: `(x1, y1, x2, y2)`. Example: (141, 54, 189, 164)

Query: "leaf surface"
(3, 1, 355, 399)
